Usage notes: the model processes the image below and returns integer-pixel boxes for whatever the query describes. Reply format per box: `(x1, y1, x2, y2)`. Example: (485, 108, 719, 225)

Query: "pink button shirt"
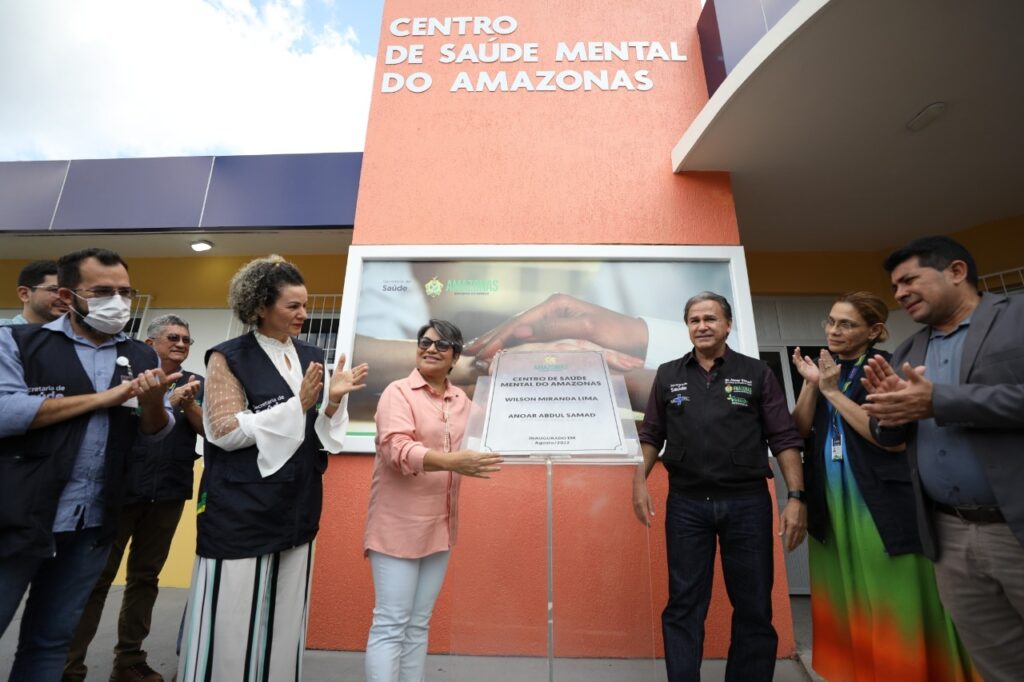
(364, 369, 471, 559)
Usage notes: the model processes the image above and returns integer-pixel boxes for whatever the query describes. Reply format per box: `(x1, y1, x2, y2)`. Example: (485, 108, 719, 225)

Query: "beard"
(69, 296, 103, 336)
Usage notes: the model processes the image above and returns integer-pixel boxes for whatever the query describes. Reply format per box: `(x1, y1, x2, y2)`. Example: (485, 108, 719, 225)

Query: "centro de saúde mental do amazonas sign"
(481, 350, 628, 457)
(380, 14, 687, 94)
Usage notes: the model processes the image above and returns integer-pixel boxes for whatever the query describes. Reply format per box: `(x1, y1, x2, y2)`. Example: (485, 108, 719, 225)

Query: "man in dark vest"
(0, 248, 177, 682)
(633, 291, 807, 682)
(64, 314, 203, 682)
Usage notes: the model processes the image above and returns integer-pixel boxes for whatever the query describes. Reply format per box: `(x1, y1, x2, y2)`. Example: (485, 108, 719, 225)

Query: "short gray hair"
(683, 291, 733, 322)
(147, 314, 190, 338)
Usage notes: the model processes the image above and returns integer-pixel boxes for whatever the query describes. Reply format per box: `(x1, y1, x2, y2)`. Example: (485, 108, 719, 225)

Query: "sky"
(0, 0, 385, 161)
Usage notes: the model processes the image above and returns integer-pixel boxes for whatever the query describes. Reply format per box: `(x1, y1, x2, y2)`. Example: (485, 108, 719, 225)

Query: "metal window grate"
(979, 267, 1024, 296)
(226, 293, 343, 365)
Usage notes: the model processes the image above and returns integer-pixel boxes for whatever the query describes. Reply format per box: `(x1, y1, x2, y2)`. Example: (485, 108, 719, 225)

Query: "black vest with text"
(196, 333, 327, 559)
(0, 324, 158, 558)
(657, 349, 772, 496)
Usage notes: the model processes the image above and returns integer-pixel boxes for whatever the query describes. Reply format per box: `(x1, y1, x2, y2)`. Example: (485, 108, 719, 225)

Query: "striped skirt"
(177, 543, 314, 682)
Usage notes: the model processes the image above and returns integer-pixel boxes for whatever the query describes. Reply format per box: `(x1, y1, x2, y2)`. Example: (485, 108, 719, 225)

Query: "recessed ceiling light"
(190, 239, 214, 252)
(906, 102, 947, 132)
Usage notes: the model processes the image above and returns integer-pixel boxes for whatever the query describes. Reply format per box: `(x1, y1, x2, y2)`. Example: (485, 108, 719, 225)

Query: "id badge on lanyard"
(830, 427, 843, 461)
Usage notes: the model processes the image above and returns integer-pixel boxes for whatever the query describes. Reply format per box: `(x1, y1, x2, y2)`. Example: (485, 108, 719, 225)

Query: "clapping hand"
(328, 353, 369, 405)
(299, 362, 325, 412)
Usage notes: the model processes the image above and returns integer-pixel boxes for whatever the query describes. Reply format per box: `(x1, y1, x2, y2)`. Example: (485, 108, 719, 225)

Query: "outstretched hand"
(464, 294, 649, 364)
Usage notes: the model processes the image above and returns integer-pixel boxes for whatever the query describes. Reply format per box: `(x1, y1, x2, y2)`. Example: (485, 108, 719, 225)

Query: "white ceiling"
(673, 0, 1024, 251)
(0, 229, 353, 259)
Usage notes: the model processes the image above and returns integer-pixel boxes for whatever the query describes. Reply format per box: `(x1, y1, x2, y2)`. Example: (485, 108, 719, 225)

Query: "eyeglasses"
(160, 333, 195, 346)
(28, 285, 60, 295)
(72, 287, 140, 300)
(821, 318, 862, 332)
(417, 337, 456, 352)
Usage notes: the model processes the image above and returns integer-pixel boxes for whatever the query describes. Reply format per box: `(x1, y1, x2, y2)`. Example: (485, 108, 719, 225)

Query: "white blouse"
(203, 331, 350, 477)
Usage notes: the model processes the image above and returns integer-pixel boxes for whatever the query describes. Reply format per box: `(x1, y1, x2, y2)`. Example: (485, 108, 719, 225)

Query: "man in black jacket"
(0, 248, 177, 682)
(633, 291, 806, 682)
(64, 315, 203, 682)
(864, 236, 1024, 681)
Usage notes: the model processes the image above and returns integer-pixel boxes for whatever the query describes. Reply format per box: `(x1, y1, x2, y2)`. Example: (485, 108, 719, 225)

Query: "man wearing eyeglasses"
(0, 248, 177, 682)
(0, 259, 68, 326)
(64, 315, 203, 682)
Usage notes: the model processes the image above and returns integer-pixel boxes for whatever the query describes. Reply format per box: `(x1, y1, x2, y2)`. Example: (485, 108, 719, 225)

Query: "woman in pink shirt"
(364, 319, 503, 682)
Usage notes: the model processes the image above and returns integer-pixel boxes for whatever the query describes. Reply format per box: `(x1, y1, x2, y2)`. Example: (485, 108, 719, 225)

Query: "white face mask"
(74, 294, 132, 335)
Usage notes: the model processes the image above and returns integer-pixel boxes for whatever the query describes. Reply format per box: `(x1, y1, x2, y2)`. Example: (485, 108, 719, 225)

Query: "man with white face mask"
(0, 248, 177, 682)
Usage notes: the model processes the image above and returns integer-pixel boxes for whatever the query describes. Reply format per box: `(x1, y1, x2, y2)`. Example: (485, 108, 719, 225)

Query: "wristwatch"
(787, 490, 806, 502)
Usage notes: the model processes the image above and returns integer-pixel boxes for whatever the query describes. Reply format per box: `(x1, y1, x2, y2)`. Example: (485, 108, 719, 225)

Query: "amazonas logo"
(424, 277, 444, 298)
(424, 277, 499, 298)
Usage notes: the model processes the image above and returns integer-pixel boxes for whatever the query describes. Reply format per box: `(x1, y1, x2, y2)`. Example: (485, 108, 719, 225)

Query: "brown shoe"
(110, 662, 164, 682)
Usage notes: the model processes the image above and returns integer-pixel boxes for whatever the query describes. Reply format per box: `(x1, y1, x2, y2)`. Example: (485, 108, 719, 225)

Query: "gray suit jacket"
(874, 292, 1024, 559)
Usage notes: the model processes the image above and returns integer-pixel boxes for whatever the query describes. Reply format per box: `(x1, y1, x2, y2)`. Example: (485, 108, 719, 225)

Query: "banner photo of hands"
(336, 245, 752, 453)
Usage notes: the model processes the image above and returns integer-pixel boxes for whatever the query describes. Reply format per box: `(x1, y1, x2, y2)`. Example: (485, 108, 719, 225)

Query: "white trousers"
(365, 550, 451, 682)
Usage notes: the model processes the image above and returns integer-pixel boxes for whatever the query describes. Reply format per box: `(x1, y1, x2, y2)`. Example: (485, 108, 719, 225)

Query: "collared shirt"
(917, 317, 998, 506)
(0, 313, 28, 326)
(364, 369, 472, 559)
(0, 315, 173, 531)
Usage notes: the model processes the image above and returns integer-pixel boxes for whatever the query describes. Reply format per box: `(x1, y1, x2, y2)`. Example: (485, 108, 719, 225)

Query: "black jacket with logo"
(639, 347, 803, 498)
(0, 324, 158, 558)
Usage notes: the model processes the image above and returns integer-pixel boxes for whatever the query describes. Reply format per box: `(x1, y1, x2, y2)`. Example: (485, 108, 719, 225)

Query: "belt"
(935, 502, 1005, 524)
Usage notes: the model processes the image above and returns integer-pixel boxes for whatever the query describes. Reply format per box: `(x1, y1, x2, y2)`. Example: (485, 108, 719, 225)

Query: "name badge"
(830, 433, 843, 461)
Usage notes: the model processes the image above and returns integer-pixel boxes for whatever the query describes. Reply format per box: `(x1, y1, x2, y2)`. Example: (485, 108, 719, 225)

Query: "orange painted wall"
(310, 0, 792, 661)
(352, 1, 739, 247)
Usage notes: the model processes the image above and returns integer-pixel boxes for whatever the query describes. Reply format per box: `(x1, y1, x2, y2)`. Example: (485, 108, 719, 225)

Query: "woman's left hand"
(817, 349, 841, 395)
(328, 353, 369, 404)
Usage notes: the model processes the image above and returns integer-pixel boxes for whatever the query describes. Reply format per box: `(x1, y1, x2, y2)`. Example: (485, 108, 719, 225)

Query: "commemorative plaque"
(477, 350, 633, 458)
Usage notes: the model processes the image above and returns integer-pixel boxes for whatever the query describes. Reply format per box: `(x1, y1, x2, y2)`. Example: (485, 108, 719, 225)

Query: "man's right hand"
(632, 476, 655, 526)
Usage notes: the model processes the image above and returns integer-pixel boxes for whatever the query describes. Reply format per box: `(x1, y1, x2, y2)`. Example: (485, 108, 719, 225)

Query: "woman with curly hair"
(177, 255, 368, 682)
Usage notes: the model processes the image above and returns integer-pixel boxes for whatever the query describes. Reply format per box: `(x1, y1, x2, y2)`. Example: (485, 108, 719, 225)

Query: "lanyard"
(828, 353, 867, 461)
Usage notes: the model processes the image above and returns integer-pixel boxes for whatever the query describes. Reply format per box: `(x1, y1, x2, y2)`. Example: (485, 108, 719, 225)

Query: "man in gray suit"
(862, 235, 1024, 681)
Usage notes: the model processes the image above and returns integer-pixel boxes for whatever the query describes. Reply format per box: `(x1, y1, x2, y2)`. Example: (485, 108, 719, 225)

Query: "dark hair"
(58, 249, 129, 290)
(684, 291, 733, 322)
(883, 236, 978, 288)
(228, 255, 305, 325)
(417, 319, 463, 372)
(17, 260, 58, 288)
(833, 291, 889, 343)
(146, 314, 190, 338)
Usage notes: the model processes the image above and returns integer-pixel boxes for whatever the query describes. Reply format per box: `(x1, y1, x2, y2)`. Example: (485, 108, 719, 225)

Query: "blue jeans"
(662, 491, 777, 682)
(0, 527, 112, 682)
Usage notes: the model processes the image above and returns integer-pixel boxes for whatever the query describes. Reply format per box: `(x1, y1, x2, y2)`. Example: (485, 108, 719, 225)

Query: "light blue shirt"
(916, 316, 999, 507)
(0, 315, 174, 531)
(0, 313, 28, 326)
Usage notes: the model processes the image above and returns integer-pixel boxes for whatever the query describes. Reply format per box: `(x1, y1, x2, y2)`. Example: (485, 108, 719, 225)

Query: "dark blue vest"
(196, 333, 327, 559)
(0, 324, 158, 558)
(657, 349, 773, 496)
(125, 373, 204, 504)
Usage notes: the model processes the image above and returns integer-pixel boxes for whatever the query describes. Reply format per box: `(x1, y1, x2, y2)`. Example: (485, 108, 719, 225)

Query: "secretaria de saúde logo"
(424, 277, 444, 298)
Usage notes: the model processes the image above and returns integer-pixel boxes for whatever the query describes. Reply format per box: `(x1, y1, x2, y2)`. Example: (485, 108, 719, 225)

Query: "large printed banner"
(335, 245, 756, 452)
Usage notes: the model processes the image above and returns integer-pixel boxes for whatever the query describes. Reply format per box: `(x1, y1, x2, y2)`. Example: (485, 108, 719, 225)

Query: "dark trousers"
(0, 527, 113, 682)
(662, 491, 777, 682)
(62, 500, 185, 681)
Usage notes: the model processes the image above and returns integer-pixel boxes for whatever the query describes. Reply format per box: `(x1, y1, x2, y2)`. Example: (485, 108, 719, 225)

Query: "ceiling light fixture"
(906, 101, 947, 132)
(190, 239, 214, 252)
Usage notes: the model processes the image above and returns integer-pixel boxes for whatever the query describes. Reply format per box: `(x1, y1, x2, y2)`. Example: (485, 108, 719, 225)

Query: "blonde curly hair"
(228, 255, 305, 325)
